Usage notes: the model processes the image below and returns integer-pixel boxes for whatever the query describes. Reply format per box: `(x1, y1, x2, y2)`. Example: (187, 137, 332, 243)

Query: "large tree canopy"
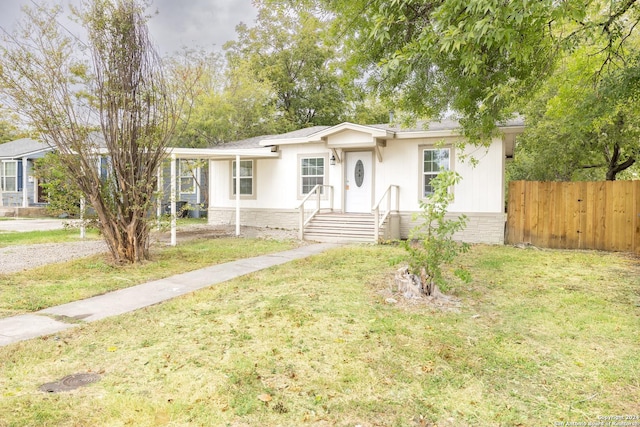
(327, 0, 640, 142)
(168, 49, 278, 147)
(0, 0, 194, 263)
(510, 47, 640, 181)
(224, 1, 350, 131)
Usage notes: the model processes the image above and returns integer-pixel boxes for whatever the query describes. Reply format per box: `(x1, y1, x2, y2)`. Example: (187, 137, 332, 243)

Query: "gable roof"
(0, 138, 53, 159)
(259, 125, 331, 146)
(253, 118, 524, 147)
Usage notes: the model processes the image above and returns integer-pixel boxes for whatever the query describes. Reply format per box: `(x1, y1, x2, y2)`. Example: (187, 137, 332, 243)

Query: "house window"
(422, 148, 451, 197)
(179, 159, 196, 194)
(99, 156, 110, 181)
(300, 156, 325, 195)
(1, 160, 18, 192)
(232, 159, 254, 196)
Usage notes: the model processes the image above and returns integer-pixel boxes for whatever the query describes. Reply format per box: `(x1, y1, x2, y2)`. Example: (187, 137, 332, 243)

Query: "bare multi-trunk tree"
(0, 0, 191, 263)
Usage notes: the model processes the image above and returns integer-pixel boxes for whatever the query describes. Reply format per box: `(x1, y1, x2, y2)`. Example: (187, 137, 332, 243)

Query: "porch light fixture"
(330, 154, 336, 166)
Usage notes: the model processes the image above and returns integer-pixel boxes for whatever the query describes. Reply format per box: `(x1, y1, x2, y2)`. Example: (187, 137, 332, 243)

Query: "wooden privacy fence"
(506, 180, 640, 254)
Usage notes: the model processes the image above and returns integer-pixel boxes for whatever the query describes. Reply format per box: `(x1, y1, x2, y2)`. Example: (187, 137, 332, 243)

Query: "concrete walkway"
(0, 243, 338, 347)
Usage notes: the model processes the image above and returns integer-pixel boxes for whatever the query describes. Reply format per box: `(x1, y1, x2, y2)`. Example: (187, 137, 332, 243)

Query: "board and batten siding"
(208, 143, 338, 211)
(373, 136, 506, 214)
(207, 135, 508, 244)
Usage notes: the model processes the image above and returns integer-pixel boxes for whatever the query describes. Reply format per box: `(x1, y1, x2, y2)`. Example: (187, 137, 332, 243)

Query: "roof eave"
(0, 146, 54, 159)
(167, 147, 280, 160)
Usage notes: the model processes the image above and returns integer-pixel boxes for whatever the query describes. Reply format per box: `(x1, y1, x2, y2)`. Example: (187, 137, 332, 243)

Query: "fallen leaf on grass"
(258, 393, 272, 402)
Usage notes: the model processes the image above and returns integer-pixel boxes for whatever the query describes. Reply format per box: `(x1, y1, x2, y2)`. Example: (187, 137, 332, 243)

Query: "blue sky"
(0, 0, 258, 54)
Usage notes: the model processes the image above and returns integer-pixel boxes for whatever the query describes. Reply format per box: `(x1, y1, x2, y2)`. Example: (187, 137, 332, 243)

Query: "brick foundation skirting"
(207, 208, 506, 244)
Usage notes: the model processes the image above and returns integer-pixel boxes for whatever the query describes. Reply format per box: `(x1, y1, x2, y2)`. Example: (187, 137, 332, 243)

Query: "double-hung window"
(232, 159, 254, 196)
(179, 159, 196, 194)
(422, 147, 451, 197)
(1, 160, 18, 192)
(300, 156, 325, 195)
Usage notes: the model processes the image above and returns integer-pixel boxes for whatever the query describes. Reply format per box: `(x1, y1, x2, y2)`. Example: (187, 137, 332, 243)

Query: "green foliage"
(402, 170, 470, 294)
(509, 47, 640, 181)
(0, 105, 27, 143)
(224, 2, 350, 131)
(0, 1, 194, 263)
(326, 0, 640, 143)
(165, 49, 278, 147)
(33, 153, 84, 217)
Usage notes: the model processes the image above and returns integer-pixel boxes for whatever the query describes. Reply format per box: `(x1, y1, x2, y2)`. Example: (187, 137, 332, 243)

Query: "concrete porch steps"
(303, 212, 385, 243)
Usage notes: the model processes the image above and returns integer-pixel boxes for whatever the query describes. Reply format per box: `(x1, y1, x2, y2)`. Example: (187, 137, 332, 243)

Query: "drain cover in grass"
(39, 373, 101, 393)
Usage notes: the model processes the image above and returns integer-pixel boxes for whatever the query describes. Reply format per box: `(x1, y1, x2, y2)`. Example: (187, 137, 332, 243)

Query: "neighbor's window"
(99, 156, 110, 181)
(1, 160, 18, 192)
(422, 148, 450, 197)
(179, 159, 196, 194)
(232, 159, 253, 196)
(300, 156, 325, 195)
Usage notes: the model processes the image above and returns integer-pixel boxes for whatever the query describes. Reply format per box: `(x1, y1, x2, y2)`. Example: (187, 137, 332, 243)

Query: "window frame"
(178, 159, 197, 195)
(229, 159, 256, 200)
(1, 160, 19, 193)
(418, 145, 453, 200)
(298, 154, 328, 199)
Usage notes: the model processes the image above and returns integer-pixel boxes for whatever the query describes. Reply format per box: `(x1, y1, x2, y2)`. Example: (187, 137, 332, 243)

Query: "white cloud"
(0, 0, 257, 55)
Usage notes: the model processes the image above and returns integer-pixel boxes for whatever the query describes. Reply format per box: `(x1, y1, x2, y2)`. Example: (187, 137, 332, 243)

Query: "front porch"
(298, 184, 400, 243)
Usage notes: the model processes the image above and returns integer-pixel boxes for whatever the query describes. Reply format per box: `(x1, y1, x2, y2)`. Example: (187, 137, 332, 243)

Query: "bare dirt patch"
(151, 224, 298, 244)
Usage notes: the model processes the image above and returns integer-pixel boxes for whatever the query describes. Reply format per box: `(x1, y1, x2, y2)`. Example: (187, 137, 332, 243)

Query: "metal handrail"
(298, 184, 334, 240)
(373, 185, 399, 242)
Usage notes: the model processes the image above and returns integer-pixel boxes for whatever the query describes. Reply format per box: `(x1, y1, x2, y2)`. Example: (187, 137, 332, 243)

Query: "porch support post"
(156, 166, 162, 231)
(170, 153, 177, 246)
(80, 197, 86, 239)
(235, 154, 240, 237)
(196, 164, 201, 206)
(22, 157, 28, 207)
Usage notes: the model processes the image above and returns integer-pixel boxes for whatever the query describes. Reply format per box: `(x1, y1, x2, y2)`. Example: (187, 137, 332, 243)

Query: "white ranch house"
(0, 119, 523, 243)
(172, 119, 524, 243)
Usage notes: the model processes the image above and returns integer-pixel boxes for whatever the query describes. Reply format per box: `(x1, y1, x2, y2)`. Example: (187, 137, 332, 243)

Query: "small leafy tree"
(402, 170, 470, 296)
(0, 1, 197, 263)
(33, 152, 84, 217)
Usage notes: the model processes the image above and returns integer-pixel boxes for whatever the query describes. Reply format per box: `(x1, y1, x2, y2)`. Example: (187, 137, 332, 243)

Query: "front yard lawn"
(0, 244, 638, 426)
(0, 237, 298, 319)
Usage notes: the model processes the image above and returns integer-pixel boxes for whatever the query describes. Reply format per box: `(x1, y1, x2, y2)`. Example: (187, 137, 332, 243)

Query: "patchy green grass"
(0, 228, 101, 247)
(0, 217, 207, 247)
(0, 238, 298, 318)
(0, 244, 638, 426)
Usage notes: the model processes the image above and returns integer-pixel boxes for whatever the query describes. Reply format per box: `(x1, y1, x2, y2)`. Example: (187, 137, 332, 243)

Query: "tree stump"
(394, 266, 423, 298)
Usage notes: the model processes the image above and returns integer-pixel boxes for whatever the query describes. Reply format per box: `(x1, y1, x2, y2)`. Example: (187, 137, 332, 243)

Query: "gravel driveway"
(0, 240, 109, 274)
(0, 225, 298, 274)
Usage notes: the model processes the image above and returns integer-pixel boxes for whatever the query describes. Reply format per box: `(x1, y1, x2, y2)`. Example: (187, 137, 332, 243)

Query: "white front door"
(345, 151, 373, 213)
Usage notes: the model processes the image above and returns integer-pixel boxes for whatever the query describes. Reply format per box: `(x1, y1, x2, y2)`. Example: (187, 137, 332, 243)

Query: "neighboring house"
(0, 138, 54, 208)
(0, 136, 208, 217)
(173, 119, 524, 243)
(158, 157, 208, 217)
